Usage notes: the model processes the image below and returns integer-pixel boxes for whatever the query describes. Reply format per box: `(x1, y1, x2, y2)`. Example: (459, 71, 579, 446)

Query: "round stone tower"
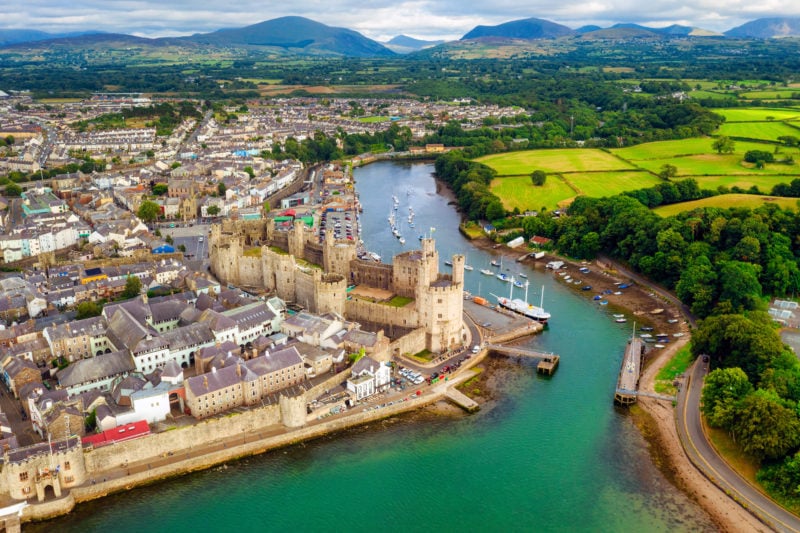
(279, 392, 307, 428)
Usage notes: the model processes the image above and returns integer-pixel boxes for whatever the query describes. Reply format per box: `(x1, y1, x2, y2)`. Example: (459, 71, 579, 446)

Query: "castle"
(209, 219, 465, 353)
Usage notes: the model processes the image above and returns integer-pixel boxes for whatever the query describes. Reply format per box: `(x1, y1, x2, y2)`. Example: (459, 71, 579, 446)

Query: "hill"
(461, 17, 574, 40)
(182, 16, 394, 57)
(384, 35, 445, 53)
(0, 29, 103, 46)
(725, 17, 800, 38)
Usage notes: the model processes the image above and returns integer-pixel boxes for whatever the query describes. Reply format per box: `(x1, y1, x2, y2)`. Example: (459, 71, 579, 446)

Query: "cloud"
(3, 0, 800, 39)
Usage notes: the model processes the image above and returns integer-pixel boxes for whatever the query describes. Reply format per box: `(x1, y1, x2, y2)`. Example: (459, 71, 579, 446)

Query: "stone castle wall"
(350, 260, 393, 290)
(84, 403, 282, 472)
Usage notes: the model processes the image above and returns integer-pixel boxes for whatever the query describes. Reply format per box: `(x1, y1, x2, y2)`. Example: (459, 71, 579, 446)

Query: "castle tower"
(315, 273, 347, 316)
(288, 223, 305, 258)
(451, 254, 465, 285)
(279, 391, 307, 428)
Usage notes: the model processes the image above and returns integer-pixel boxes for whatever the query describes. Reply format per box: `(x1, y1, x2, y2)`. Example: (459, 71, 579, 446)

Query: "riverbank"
(464, 235, 769, 531)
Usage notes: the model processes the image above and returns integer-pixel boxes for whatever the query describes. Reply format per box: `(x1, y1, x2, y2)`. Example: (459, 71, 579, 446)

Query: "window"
(64, 461, 71, 470)
(19, 472, 28, 482)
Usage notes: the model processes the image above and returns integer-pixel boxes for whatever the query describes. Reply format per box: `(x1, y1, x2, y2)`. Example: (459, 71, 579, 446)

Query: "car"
(481, 322, 491, 328)
(702, 355, 709, 363)
(472, 345, 481, 354)
(581, 285, 592, 291)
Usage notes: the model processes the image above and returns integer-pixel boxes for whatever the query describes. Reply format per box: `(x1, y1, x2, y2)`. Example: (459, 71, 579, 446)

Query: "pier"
(445, 388, 480, 412)
(614, 336, 644, 405)
(485, 344, 560, 375)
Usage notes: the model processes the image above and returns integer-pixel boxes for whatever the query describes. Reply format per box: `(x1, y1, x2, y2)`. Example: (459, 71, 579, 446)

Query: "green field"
(654, 194, 799, 216)
(612, 138, 781, 161)
(718, 121, 800, 141)
(712, 108, 800, 122)
(567, 172, 662, 197)
(692, 174, 799, 192)
(358, 116, 391, 123)
(632, 153, 796, 176)
(739, 91, 800, 100)
(490, 175, 577, 211)
(477, 148, 634, 175)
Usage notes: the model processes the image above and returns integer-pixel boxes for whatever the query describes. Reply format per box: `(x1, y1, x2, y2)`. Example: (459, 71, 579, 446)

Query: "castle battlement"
(210, 223, 463, 353)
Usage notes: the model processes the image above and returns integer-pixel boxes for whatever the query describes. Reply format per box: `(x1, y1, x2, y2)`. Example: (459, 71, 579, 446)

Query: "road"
(679, 355, 800, 531)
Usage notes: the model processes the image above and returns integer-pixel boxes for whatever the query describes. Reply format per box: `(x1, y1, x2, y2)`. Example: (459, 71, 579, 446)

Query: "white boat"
(615, 318, 627, 323)
(673, 332, 684, 337)
(654, 344, 666, 349)
(613, 314, 624, 319)
(497, 273, 511, 282)
(513, 280, 524, 288)
(399, 237, 406, 244)
(480, 269, 494, 276)
(492, 281, 550, 324)
(518, 273, 527, 278)
(491, 260, 501, 267)
(464, 264, 474, 271)
(444, 260, 453, 267)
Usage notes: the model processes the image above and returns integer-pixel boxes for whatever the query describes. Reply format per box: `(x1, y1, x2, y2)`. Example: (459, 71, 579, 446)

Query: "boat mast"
(509, 276, 514, 299)
(525, 280, 529, 303)
(540, 285, 545, 309)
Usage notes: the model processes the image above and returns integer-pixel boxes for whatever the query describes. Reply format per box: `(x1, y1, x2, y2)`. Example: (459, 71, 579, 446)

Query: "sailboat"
(463, 252, 474, 271)
(492, 281, 551, 324)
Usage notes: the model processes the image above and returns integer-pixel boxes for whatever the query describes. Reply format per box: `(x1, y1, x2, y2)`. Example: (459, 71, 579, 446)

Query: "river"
(33, 162, 714, 532)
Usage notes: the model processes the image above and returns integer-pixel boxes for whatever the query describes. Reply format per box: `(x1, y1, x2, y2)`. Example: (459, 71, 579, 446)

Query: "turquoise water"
(34, 162, 714, 532)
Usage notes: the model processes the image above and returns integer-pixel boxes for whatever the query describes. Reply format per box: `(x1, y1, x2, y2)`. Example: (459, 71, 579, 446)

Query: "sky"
(3, 1, 800, 41)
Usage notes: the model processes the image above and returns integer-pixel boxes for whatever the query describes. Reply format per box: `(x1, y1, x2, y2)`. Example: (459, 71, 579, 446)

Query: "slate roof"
(149, 299, 187, 324)
(57, 350, 135, 389)
(161, 322, 215, 350)
(222, 301, 275, 329)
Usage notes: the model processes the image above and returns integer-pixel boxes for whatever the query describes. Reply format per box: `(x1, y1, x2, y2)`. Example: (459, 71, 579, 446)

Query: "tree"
(218, 182, 227, 196)
(717, 260, 762, 312)
(137, 200, 160, 223)
(75, 301, 102, 319)
(206, 205, 220, 217)
(243, 166, 255, 179)
(151, 183, 168, 196)
(4, 183, 22, 197)
(712, 136, 735, 154)
(732, 389, 800, 460)
(485, 200, 506, 221)
(165, 235, 173, 245)
(178, 244, 186, 253)
(122, 275, 142, 299)
(744, 150, 774, 164)
(658, 164, 678, 180)
(701, 367, 753, 429)
(530, 170, 547, 186)
(675, 255, 717, 317)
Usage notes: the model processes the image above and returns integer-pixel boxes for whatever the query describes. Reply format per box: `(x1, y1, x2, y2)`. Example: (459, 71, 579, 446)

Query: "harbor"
(34, 161, 717, 533)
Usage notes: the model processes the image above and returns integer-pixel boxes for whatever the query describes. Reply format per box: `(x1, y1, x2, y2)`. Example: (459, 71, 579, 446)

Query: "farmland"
(653, 194, 799, 217)
(481, 112, 800, 212)
(476, 148, 634, 175)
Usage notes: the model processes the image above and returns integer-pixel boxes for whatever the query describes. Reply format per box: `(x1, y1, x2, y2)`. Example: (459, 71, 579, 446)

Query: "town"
(0, 92, 537, 526)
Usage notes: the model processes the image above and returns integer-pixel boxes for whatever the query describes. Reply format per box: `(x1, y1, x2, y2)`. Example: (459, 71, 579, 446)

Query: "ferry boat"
(492, 282, 550, 324)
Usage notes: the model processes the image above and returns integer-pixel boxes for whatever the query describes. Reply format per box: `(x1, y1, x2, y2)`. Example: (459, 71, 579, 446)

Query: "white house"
(346, 356, 391, 401)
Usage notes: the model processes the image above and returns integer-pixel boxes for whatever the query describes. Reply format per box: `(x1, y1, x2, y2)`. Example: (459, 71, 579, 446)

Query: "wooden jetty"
(614, 335, 644, 405)
(485, 344, 560, 375)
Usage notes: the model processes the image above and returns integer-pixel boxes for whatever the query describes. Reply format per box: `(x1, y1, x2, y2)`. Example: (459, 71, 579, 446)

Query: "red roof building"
(82, 420, 150, 448)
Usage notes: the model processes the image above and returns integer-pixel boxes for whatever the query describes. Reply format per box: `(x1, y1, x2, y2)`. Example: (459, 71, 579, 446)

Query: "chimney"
(236, 364, 242, 378)
(251, 347, 257, 359)
(203, 375, 208, 388)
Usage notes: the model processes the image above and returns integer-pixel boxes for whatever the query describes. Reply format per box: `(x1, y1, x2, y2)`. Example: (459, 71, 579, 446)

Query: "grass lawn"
(386, 295, 413, 307)
(654, 194, 799, 217)
(477, 148, 635, 175)
(712, 107, 800, 122)
(718, 121, 800, 141)
(243, 247, 261, 257)
(491, 175, 577, 211)
(738, 91, 800, 100)
(689, 90, 737, 100)
(653, 343, 693, 395)
(460, 221, 485, 239)
(706, 426, 760, 488)
(567, 171, 661, 197)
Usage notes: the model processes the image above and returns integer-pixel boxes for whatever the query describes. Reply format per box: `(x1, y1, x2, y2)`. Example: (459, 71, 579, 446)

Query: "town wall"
(294, 270, 317, 311)
(83, 404, 282, 472)
(19, 387, 445, 523)
(388, 328, 427, 358)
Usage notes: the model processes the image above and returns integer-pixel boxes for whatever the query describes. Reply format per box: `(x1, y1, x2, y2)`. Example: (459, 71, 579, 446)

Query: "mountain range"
(1, 15, 800, 58)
